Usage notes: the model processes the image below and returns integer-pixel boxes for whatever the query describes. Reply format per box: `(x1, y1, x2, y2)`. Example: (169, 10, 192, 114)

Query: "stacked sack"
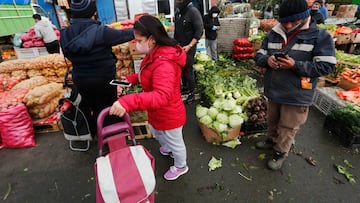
(0, 54, 70, 83)
(232, 38, 254, 60)
(20, 27, 60, 48)
(14, 76, 64, 119)
(112, 43, 134, 78)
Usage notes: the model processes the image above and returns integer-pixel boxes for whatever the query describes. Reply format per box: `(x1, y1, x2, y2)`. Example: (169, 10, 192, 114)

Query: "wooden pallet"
(32, 113, 62, 133)
(131, 121, 154, 139)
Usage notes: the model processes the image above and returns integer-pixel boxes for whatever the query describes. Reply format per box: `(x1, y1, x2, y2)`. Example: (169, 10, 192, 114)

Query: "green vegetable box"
(198, 120, 241, 143)
(324, 105, 360, 148)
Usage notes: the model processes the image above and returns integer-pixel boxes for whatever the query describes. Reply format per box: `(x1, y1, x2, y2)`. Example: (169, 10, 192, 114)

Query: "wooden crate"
(131, 121, 154, 139)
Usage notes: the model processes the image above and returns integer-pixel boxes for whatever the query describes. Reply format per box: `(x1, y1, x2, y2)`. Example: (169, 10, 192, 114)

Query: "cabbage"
(196, 52, 212, 62)
(216, 113, 229, 124)
(222, 99, 236, 111)
(207, 107, 219, 119)
(199, 115, 213, 126)
(230, 105, 243, 114)
(229, 114, 244, 128)
(208, 156, 222, 171)
(194, 64, 205, 72)
(233, 91, 241, 99)
(213, 98, 224, 110)
(196, 105, 208, 118)
(213, 121, 228, 133)
(216, 112, 229, 124)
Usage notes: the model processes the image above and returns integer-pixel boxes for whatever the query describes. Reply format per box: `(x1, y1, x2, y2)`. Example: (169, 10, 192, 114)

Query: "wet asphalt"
(1, 100, 360, 203)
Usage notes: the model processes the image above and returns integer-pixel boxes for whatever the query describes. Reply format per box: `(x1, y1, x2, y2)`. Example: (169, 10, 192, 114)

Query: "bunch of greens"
(330, 104, 360, 134)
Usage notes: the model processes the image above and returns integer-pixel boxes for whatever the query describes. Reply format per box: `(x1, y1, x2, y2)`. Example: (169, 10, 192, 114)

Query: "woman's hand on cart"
(109, 101, 126, 117)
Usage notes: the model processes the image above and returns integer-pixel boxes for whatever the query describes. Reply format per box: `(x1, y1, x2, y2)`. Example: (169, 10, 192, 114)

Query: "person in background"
(255, 0, 336, 170)
(318, 0, 328, 20)
(203, 6, 220, 61)
(32, 14, 60, 54)
(60, 0, 133, 136)
(310, 0, 325, 24)
(109, 15, 189, 181)
(174, 0, 204, 103)
(264, 5, 274, 19)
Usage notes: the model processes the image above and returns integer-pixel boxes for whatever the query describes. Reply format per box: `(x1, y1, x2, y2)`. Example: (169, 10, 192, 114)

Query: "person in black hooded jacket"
(60, 0, 134, 136)
(174, 0, 203, 103)
(203, 6, 220, 61)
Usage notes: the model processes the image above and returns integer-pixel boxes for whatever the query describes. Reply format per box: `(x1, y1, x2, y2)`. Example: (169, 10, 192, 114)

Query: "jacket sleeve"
(118, 60, 179, 112)
(34, 26, 42, 39)
(103, 27, 134, 46)
(292, 29, 336, 78)
(190, 8, 204, 40)
(203, 16, 211, 30)
(125, 73, 139, 85)
(255, 37, 271, 68)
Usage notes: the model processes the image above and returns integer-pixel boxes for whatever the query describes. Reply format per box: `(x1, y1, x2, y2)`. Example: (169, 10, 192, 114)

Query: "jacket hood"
(37, 20, 51, 28)
(149, 45, 187, 69)
(60, 19, 103, 55)
(209, 6, 220, 15)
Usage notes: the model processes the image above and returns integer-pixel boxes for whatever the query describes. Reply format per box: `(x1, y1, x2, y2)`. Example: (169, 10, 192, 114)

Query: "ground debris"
(3, 183, 11, 200)
(305, 156, 317, 166)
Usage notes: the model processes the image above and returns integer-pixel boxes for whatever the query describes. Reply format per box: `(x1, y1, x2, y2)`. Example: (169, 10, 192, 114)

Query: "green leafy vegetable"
(208, 156, 222, 171)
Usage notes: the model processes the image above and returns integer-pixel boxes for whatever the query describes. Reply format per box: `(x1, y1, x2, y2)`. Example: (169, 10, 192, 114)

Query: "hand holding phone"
(109, 79, 132, 87)
(274, 52, 286, 60)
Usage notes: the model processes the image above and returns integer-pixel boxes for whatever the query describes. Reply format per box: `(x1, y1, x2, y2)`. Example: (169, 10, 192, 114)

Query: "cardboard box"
(335, 34, 351, 45)
(350, 33, 360, 43)
(128, 41, 142, 55)
(337, 77, 360, 90)
(326, 3, 335, 11)
(198, 121, 240, 143)
(336, 5, 358, 18)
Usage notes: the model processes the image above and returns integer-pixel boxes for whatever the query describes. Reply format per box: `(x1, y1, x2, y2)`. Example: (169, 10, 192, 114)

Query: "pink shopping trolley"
(95, 107, 155, 203)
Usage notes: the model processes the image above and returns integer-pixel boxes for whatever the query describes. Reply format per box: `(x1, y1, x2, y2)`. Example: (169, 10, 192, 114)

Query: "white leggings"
(149, 124, 187, 168)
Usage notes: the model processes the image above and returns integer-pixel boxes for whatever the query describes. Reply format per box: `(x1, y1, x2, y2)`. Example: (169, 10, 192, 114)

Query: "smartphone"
(274, 52, 286, 60)
(109, 80, 132, 87)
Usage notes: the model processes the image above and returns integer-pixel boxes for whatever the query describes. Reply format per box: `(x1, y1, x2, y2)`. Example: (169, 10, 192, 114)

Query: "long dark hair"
(134, 15, 178, 46)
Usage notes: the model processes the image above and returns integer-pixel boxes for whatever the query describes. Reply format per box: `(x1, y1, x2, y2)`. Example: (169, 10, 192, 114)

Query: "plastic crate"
(241, 121, 267, 135)
(14, 47, 48, 59)
(312, 87, 346, 115)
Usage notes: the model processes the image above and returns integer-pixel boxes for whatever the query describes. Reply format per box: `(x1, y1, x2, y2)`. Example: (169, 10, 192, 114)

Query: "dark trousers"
(181, 46, 196, 93)
(45, 40, 60, 54)
(73, 76, 121, 135)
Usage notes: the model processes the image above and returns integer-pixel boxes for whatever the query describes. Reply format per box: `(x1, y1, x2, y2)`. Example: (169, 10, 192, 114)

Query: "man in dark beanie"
(255, 0, 336, 170)
(174, 0, 203, 103)
(60, 0, 134, 139)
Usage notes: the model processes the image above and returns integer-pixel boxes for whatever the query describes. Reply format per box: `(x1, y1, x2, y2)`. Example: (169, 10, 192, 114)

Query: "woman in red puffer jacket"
(109, 15, 189, 181)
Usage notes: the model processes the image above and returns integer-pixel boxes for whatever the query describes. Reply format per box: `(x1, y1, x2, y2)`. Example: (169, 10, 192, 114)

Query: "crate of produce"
(198, 121, 241, 143)
(131, 121, 154, 139)
(324, 116, 360, 148)
(14, 47, 48, 59)
(241, 121, 267, 135)
(312, 87, 346, 115)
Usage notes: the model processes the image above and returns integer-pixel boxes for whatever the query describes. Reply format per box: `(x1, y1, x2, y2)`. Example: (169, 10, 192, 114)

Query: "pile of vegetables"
(340, 68, 360, 85)
(232, 38, 254, 60)
(245, 95, 268, 123)
(248, 31, 267, 43)
(194, 52, 261, 139)
(330, 104, 360, 134)
(336, 87, 360, 104)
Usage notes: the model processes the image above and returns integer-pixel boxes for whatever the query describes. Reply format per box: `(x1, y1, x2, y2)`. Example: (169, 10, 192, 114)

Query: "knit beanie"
(70, 0, 97, 18)
(278, 0, 310, 23)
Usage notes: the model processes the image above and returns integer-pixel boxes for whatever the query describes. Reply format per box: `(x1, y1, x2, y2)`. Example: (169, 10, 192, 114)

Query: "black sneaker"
(255, 139, 275, 150)
(267, 151, 286, 170)
(186, 92, 195, 103)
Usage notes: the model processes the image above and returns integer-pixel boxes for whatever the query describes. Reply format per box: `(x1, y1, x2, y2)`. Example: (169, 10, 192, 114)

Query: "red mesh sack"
(0, 103, 35, 148)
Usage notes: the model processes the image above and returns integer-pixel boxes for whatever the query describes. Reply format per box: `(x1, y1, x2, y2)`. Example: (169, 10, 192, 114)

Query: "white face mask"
(136, 38, 151, 54)
(212, 13, 218, 18)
